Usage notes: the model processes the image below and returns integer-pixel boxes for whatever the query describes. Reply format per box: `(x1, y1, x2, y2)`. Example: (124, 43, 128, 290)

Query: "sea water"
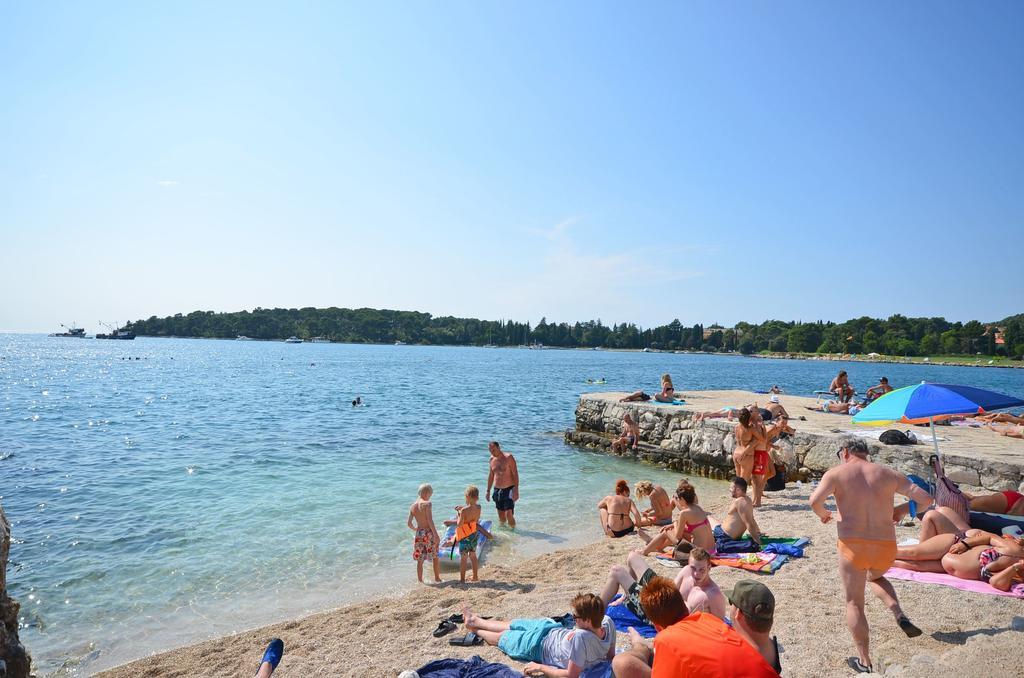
(2, 335, 1023, 674)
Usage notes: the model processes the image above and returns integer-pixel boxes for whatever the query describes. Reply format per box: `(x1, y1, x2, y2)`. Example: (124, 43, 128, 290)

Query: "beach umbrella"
(852, 382, 1024, 457)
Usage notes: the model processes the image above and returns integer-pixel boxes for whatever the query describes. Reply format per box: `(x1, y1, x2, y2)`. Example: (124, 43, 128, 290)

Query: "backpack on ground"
(879, 429, 912, 445)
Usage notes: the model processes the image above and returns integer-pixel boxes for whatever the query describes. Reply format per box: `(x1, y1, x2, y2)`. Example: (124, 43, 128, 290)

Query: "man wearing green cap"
(726, 580, 782, 675)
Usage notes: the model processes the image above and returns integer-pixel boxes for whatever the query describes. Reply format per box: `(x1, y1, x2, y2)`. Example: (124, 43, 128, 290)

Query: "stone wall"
(564, 395, 1024, 492)
(1, 503, 32, 678)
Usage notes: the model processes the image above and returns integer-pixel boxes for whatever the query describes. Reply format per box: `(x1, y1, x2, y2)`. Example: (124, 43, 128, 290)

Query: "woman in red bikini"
(964, 489, 1024, 516)
(640, 479, 715, 556)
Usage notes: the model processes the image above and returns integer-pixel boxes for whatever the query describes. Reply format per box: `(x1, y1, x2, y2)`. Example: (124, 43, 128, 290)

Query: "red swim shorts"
(752, 450, 769, 476)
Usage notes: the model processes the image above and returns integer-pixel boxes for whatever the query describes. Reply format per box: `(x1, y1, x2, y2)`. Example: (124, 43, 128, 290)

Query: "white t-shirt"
(541, 616, 616, 669)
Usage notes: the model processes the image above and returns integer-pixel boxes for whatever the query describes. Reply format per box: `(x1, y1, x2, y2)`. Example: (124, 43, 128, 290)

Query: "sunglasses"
(835, 448, 845, 460)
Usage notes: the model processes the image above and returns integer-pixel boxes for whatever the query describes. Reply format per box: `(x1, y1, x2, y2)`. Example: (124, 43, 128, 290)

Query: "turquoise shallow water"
(2, 335, 1023, 674)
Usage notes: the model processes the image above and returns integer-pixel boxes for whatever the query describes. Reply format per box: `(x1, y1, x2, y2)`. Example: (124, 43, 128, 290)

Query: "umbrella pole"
(929, 416, 941, 460)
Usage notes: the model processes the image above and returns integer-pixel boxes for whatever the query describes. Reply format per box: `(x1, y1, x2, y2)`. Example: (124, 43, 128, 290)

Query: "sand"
(97, 488, 1024, 678)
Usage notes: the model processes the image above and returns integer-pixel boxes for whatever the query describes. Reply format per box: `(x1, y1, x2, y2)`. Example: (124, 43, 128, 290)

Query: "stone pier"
(564, 391, 1024, 492)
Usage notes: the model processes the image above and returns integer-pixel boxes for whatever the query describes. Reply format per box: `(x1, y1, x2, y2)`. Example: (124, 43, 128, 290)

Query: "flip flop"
(897, 616, 922, 638)
(432, 620, 457, 638)
(847, 657, 872, 673)
(447, 613, 464, 624)
(448, 632, 483, 646)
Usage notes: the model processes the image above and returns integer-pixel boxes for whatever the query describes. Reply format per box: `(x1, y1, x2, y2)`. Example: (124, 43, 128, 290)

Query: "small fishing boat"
(49, 323, 86, 338)
(284, 336, 303, 343)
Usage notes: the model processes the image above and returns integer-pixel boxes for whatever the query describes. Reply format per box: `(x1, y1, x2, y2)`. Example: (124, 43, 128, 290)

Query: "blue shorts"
(493, 486, 515, 512)
(497, 618, 561, 662)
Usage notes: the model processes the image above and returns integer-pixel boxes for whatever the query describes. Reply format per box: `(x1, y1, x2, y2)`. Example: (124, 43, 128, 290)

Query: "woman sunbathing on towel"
(654, 373, 677, 403)
(964, 488, 1024, 515)
(598, 480, 643, 538)
(894, 529, 1024, 591)
(639, 479, 715, 556)
(462, 594, 616, 678)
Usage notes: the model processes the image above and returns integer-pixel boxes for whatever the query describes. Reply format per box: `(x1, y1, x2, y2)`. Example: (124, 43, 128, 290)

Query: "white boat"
(311, 337, 330, 343)
(284, 336, 303, 344)
(236, 335, 253, 341)
(394, 340, 406, 346)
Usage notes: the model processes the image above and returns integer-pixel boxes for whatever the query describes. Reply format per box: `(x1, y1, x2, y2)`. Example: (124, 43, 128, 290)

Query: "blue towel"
(606, 595, 656, 638)
(763, 543, 804, 557)
(713, 525, 758, 554)
(582, 660, 613, 678)
(417, 655, 522, 677)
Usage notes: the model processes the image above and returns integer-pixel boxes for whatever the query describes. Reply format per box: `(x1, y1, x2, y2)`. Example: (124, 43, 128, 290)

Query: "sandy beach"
(97, 487, 1024, 678)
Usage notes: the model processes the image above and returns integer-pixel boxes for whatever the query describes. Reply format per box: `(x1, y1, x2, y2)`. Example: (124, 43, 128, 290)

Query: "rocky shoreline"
(565, 392, 1024, 492)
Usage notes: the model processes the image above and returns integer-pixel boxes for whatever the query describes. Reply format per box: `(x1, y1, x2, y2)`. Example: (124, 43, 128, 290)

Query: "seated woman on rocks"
(640, 479, 715, 556)
(894, 529, 1024, 591)
(620, 373, 678, 403)
(598, 479, 644, 538)
(634, 481, 673, 527)
(462, 593, 616, 678)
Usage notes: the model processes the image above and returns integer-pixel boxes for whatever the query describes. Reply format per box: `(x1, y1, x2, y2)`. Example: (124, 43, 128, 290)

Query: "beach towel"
(416, 654, 522, 678)
(606, 595, 656, 638)
(581, 661, 613, 678)
(884, 567, 1024, 599)
(969, 510, 1024, 534)
(651, 399, 686, 406)
(759, 536, 811, 548)
(710, 552, 778, 572)
(763, 543, 804, 557)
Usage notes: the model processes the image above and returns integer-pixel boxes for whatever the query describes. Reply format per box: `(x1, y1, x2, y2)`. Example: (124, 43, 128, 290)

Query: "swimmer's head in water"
(418, 483, 433, 499)
(614, 479, 630, 496)
(635, 481, 654, 498)
(675, 479, 696, 505)
(465, 485, 479, 501)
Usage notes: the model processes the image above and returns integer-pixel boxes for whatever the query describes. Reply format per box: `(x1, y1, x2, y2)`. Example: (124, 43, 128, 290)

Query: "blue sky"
(2, 2, 1021, 332)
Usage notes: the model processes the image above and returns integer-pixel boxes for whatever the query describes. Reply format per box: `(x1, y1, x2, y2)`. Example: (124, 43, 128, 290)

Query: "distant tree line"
(126, 308, 1024, 357)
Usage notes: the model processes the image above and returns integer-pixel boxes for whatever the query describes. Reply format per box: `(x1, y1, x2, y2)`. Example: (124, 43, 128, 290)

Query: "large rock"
(1, 503, 32, 678)
(566, 395, 965, 484)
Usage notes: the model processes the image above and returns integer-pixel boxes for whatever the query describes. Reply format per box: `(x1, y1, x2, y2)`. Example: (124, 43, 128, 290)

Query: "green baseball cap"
(727, 580, 775, 623)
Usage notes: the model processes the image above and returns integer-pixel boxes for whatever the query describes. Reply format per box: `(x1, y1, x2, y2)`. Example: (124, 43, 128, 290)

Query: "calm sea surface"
(3, 335, 1023, 674)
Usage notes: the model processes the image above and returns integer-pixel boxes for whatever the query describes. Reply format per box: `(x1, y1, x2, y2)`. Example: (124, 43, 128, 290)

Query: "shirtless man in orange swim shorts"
(809, 437, 934, 674)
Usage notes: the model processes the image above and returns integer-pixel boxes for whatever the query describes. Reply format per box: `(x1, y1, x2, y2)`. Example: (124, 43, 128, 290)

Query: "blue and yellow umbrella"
(853, 382, 1024, 457)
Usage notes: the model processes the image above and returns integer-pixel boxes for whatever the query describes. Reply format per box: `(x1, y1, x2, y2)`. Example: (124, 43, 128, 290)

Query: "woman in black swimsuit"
(598, 479, 643, 538)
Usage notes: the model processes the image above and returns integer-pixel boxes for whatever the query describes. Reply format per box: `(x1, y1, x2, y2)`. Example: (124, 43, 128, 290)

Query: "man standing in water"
(487, 441, 519, 529)
(809, 437, 933, 674)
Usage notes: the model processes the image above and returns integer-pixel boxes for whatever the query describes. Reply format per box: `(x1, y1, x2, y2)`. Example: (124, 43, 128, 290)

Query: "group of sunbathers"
(619, 373, 678, 404)
(598, 477, 766, 559)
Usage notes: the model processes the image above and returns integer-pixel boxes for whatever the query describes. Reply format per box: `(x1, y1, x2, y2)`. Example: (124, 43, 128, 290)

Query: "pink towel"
(885, 567, 1024, 599)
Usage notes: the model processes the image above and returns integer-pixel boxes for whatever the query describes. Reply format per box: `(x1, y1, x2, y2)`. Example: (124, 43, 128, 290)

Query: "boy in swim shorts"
(444, 485, 494, 583)
(407, 483, 441, 583)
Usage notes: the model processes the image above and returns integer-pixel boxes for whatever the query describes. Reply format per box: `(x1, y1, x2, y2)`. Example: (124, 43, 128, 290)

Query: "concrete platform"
(564, 390, 1024, 491)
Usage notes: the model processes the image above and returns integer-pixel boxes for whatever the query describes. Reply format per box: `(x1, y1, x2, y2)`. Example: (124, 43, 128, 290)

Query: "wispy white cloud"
(494, 216, 705, 324)
(156, 180, 179, 187)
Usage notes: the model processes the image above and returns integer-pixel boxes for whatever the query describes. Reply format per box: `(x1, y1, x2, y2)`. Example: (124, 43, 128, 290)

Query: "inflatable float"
(436, 518, 492, 569)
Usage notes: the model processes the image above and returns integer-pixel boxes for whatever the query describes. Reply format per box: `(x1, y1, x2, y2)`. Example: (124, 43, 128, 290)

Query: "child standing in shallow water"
(408, 483, 441, 584)
(444, 485, 493, 583)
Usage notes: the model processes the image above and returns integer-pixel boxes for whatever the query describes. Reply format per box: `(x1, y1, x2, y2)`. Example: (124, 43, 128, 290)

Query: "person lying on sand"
(612, 413, 641, 453)
(639, 480, 715, 556)
(711, 477, 763, 548)
(694, 406, 737, 423)
(990, 423, 1024, 439)
(598, 479, 643, 538)
(894, 529, 1024, 592)
(463, 594, 615, 677)
(975, 412, 1024, 424)
(601, 548, 726, 624)
(805, 401, 863, 415)
(634, 481, 673, 527)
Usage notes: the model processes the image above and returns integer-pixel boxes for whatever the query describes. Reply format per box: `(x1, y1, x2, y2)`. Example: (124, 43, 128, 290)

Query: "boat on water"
(96, 321, 135, 340)
(49, 323, 86, 338)
(284, 336, 303, 344)
(311, 337, 331, 343)
(236, 335, 253, 341)
(394, 340, 406, 346)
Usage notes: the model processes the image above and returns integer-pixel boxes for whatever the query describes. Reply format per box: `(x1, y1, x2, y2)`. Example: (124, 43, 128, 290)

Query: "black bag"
(879, 429, 912, 445)
(765, 463, 787, 491)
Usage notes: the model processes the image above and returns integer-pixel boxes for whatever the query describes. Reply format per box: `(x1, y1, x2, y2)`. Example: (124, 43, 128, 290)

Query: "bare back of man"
(721, 494, 760, 541)
(809, 438, 932, 673)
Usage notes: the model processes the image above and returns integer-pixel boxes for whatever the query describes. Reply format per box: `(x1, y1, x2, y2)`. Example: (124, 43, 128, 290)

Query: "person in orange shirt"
(652, 579, 781, 677)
